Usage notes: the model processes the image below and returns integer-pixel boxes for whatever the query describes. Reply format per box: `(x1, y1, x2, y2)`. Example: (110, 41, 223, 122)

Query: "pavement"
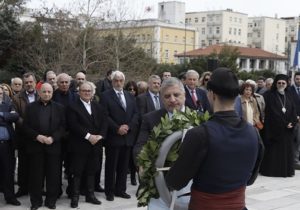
(2, 171, 300, 210)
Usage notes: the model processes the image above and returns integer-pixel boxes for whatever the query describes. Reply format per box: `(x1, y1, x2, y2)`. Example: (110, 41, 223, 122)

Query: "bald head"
(75, 72, 86, 86)
(39, 83, 53, 103)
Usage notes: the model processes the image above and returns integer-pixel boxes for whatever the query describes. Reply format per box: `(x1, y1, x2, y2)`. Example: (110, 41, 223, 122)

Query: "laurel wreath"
(136, 108, 210, 207)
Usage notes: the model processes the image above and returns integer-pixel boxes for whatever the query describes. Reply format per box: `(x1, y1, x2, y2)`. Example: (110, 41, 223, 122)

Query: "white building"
(247, 17, 286, 56)
(158, 1, 185, 24)
(185, 9, 248, 48)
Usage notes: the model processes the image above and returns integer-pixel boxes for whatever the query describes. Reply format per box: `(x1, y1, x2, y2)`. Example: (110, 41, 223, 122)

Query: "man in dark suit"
(288, 72, 300, 169)
(136, 75, 163, 116)
(67, 82, 107, 208)
(100, 70, 139, 201)
(184, 70, 211, 114)
(23, 83, 65, 210)
(0, 86, 21, 206)
(95, 69, 113, 99)
(133, 77, 186, 159)
(12, 72, 39, 197)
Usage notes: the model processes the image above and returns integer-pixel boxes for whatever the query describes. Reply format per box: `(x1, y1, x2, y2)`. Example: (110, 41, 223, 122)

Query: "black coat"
(100, 89, 139, 147)
(23, 100, 66, 155)
(184, 86, 211, 113)
(133, 109, 168, 158)
(136, 91, 164, 116)
(67, 98, 108, 155)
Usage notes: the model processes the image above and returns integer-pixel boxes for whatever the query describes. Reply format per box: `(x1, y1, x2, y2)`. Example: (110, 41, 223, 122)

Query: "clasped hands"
(117, 124, 129, 135)
(88, 134, 102, 145)
(36, 135, 54, 145)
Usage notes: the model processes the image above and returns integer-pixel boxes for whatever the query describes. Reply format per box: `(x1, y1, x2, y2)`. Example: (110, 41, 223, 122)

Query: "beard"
(277, 88, 285, 94)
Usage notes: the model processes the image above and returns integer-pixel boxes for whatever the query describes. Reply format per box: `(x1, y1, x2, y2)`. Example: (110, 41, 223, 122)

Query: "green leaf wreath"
(136, 107, 210, 207)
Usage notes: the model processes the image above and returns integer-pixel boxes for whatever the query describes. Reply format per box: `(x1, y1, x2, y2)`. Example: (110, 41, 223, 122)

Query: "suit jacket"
(67, 98, 108, 155)
(133, 108, 168, 159)
(0, 95, 19, 144)
(288, 85, 300, 116)
(23, 100, 66, 155)
(184, 86, 211, 113)
(100, 89, 139, 147)
(136, 91, 164, 116)
(95, 78, 112, 99)
(12, 90, 39, 128)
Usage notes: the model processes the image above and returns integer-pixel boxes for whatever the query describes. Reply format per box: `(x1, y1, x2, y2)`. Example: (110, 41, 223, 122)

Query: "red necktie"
(191, 90, 197, 106)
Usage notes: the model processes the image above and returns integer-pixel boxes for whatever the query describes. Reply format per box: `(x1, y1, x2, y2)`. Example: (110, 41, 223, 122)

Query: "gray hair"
(185, 69, 199, 79)
(111, 70, 125, 81)
(148, 75, 161, 83)
(265, 78, 274, 84)
(11, 77, 23, 85)
(160, 77, 185, 94)
(56, 73, 71, 83)
(79, 81, 95, 95)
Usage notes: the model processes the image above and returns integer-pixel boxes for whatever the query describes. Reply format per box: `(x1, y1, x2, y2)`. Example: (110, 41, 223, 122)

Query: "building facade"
(247, 17, 286, 56)
(99, 19, 198, 64)
(176, 44, 287, 74)
(185, 9, 248, 48)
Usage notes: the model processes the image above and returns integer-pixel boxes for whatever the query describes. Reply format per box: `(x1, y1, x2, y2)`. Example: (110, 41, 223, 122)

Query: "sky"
(26, 0, 300, 19)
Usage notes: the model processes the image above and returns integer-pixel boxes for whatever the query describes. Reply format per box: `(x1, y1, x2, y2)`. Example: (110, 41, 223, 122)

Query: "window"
(209, 16, 213, 21)
(239, 18, 242, 23)
(201, 40, 206, 47)
(216, 40, 219, 44)
(201, 27, 205, 35)
(195, 17, 198, 23)
(202, 17, 206, 22)
(276, 33, 279, 40)
(174, 50, 178, 55)
(165, 34, 169, 41)
(229, 27, 232, 35)
(185, 18, 188, 24)
(238, 29, 241, 36)
(147, 49, 151, 55)
(174, 35, 178, 42)
(208, 40, 212, 45)
(234, 28, 237, 35)
(147, 34, 151, 40)
(165, 50, 169, 59)
(275, 45, 278, 51)
(291, 26, 295, 32)
(142, 34, 145, 41)
(257, 31, 261, 38)
(209, 27, 212, 34)
(216, 27, 220, 34)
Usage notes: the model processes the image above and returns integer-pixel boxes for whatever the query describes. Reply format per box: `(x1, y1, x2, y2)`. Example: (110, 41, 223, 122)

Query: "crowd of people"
(0, 67, 299, 210)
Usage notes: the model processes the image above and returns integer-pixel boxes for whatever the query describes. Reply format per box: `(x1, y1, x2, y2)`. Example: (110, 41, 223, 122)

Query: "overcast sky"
(26, 0, 300, 19)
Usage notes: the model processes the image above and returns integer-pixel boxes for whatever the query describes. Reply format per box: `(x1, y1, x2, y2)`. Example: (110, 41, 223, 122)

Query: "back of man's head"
(207, 67, 239, 100)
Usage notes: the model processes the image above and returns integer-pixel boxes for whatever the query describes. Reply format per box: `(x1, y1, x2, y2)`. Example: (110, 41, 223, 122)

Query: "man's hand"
(287, 123, 293, 129)
(88, 135, 102, 145)
(36, 135, 47, 144)
(117, 125, 129, 135)
(44, 137, 54, 145)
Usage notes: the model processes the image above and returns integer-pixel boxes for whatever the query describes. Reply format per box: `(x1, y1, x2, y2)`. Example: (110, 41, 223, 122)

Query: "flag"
(293, 22, 300, 70)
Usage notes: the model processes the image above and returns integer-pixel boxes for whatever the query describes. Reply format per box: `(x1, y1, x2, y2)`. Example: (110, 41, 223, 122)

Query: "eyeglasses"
(80, 89, 92, 93)
(277, 82, 286, 85)
(128, 88, 135, 91)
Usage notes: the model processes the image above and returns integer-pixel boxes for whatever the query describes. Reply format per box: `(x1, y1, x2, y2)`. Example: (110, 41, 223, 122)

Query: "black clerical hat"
(207, 67, 239, 98)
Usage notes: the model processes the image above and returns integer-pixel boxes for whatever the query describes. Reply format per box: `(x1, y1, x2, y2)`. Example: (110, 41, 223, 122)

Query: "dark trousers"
(28, 152, 61, 206)
(94, 145, 103, 187)
(17, 146, 29, 192)
(104, 146, 130, 196)
(0, 141, 15, 200)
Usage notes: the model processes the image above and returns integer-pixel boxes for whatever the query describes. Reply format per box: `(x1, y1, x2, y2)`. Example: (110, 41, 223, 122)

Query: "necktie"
(154, 95, 160, 110)
(297, 87, 300, 98)
(117, 92, 126, 110)
(191, 90, 197, 106)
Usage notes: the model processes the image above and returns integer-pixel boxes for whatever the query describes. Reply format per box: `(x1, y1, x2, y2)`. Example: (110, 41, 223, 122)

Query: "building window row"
(229, 27, 242, 36)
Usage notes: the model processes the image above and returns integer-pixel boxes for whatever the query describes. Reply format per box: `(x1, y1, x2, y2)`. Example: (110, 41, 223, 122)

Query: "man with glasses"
(260, 74, 297, 177)
(67, 82, 107, 208)
(11, 77, 23, 95)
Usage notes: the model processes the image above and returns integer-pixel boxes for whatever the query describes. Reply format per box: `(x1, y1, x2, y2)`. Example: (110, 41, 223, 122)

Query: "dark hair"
(295, 72, 300, 77)
(240, 83, 255, 96)
(257, 76, 266, 81)
(125, 81, 138, 97)
(23, 72, 36, 82)
(106, 69, 113, 76)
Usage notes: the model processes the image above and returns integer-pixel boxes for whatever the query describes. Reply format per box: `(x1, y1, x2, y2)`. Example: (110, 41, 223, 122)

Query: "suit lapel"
(146, 92, 155, 110)
(112, 90, 126, 111)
